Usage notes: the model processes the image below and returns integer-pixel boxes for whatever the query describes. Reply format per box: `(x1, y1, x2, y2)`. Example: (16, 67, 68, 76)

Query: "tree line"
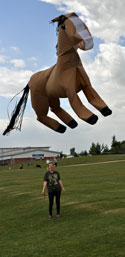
(70, 135, 125, 156)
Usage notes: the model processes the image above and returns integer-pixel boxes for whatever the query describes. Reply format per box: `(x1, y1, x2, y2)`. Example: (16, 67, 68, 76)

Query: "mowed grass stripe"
(63, 159, 125, 167)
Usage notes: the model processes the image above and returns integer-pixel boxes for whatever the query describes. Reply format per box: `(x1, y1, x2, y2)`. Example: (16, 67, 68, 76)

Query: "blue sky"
(0, 0, 59, 68)
(0, 0, 125, 153)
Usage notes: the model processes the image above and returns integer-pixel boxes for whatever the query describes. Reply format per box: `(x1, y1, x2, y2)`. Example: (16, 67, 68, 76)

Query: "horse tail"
(3, 84, 29, 135)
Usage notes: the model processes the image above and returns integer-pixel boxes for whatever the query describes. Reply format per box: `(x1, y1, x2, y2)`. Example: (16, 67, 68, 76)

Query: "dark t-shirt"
(44, 170, 61, 193)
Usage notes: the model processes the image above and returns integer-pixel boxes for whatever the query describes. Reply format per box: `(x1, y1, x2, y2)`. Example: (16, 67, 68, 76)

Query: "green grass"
(0, 157, 125, 257)
(0, 154, 125, 171)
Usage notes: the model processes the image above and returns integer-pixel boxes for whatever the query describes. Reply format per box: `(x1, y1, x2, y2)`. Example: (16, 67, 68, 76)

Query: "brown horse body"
(29, 12, 112, 133)
(3, 12, 112, 136)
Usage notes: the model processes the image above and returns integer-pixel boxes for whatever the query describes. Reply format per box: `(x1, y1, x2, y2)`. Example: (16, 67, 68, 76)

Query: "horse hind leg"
(78, 68, 112, 116)
(77, 67, 112, 117)
(67, 90, 98, 125)
(30, 93, 66, 133)
(82, 85, 112, 116)
(49, 98, 78, 129)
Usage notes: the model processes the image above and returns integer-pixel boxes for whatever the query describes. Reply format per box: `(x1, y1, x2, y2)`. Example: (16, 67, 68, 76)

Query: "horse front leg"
(37, 115, 66, 133)
(77, 66, 112, 116)
(49, 98, 78, 129)
(66, 89, 98, 125)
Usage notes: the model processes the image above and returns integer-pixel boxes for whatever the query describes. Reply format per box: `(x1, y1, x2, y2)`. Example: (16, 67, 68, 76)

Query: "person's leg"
(55, 191, 61, 216)
(48, 192, 54, 217)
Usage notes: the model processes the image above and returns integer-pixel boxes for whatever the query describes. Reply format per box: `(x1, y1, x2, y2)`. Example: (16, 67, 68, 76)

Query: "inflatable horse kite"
(3, 12, 112, 135)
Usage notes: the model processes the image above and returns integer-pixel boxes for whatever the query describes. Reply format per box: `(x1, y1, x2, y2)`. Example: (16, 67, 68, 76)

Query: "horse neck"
(56, 29, 81, 67)
(57, 46, 81, 68)
(57, 28, 73, 56)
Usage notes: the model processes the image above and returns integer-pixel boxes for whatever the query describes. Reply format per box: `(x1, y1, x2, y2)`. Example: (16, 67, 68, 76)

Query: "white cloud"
(40, 0, 62, 4)
(28, 57, 38, 61)
(78, 42, 125, 111)
(10, 46, 20, 53)
(28, 57, 38, 67)
(40, 0, 125, 42)
(0, 55, 6, 63)
(10, 59, 26, 68)
(0, 67, 33, 97)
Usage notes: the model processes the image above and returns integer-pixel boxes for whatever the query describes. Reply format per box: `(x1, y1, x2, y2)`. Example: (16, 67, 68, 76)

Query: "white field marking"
(62, 202, 97, 209)
(63, 201, 79, 206)
(8, 192, 32, 196)
(62, 159, 125, 168)
(104, 208, 125, 214)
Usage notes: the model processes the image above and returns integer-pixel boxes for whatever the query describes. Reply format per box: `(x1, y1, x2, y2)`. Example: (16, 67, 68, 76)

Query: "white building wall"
(0, 147, 61, 160)
(15, 150, 59, 158)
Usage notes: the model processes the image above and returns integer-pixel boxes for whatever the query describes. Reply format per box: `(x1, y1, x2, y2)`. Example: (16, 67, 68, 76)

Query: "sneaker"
(56, 214, 60, 218)
(48, 215, 53, 220)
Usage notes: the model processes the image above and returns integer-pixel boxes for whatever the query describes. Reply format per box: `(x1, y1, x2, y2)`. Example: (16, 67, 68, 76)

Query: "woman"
(41, 161, 65, 219)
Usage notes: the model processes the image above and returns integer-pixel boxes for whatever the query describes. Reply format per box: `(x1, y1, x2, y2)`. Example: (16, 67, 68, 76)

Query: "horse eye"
(61, 24, 66, 30)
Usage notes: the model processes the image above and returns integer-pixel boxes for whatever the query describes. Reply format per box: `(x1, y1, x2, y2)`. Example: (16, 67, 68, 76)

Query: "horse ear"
(51, 15, 63, 23)
(66, 12, 78, 18)
(51, 13, 78, 23)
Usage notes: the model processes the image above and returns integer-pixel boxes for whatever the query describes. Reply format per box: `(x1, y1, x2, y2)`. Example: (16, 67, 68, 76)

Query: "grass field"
(0, 156, 125, 257)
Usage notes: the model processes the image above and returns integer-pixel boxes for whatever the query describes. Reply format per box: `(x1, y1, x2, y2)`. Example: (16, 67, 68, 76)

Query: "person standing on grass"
(41, 161, 65, 219)
(46, 159, 50, 168)
(54, 157, 57, 167)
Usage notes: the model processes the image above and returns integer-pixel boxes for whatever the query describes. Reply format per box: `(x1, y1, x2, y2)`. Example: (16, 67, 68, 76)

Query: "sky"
(0, 0, 125, 154)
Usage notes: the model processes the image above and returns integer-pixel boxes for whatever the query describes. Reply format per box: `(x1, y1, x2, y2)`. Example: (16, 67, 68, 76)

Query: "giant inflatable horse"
(3, 12, 112, 135)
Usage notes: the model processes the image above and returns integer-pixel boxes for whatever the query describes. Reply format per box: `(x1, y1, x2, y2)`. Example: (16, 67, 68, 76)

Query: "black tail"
(3, 84, 29, 135)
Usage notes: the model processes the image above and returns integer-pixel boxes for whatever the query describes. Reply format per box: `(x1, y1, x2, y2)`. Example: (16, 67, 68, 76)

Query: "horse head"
(51, 12, 94, 55)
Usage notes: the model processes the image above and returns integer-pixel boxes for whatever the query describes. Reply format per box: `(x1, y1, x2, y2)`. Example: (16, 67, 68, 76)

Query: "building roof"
(0, 147, 61, 159)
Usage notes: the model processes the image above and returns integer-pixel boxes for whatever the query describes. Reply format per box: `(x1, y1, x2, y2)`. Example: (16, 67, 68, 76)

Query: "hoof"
(56, 124, 66, 133)
(67, 119, 78, 129)
(101, 106, 112, 117)
(86, 114, 98, 125)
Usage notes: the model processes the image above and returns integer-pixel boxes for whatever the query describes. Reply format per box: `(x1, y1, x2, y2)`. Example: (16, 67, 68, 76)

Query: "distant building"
(0, 147, 61, 165)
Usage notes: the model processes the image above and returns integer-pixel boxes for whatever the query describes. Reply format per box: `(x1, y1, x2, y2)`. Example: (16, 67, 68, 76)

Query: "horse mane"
(51, 15, 68, 55)
(51, 15, 67, 29)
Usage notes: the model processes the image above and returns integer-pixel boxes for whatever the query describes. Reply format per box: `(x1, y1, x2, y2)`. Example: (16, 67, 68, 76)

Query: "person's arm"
(58, 180, 65, 193)
(41, 181, 47, 196)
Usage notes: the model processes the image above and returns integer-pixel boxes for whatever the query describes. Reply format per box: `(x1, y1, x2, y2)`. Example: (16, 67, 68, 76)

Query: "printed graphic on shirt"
(48, 173, 58, 186)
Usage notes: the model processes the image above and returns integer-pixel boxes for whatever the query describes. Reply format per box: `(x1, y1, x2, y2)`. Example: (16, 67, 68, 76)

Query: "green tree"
(79, 150, 88, 156)
(70, 147, 76, 156)
(89, 143, 96, 155)
(89, 142, 102, 155)
(111, 135, 121, 154)
(96, 143, 101, 155)
(101, 144, 109, 154)
(120, 141, 125, 154)
(111, 135, 117, 147)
